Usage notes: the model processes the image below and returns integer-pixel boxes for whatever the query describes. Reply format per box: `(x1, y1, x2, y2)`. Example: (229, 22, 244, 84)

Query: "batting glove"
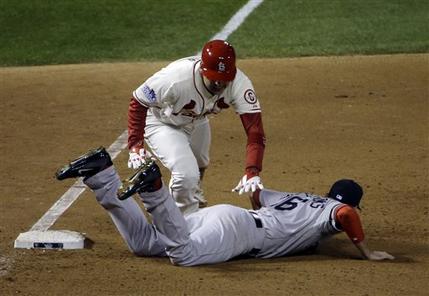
(128, 147, 153, 169)
(232, 175, 264, 195)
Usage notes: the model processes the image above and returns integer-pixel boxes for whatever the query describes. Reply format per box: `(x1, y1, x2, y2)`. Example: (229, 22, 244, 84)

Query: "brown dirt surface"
(0, 54, 428, 295)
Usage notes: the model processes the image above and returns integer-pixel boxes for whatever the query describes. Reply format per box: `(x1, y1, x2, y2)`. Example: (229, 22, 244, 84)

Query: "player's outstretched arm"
(354, 241, 395, 261)
(335, 205, 394, 261)
(232, 113, 265, 195)
(128, 98, 151, 169)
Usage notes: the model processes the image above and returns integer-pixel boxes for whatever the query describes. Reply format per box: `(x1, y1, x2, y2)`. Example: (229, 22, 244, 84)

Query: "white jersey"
(133, 56, 261, 130)
(254, 189, 343, 258)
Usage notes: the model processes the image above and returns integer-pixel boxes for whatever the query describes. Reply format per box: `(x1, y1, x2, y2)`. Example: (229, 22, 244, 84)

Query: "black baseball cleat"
(55, 146, 113, 180)
(117, 161, 162, 200)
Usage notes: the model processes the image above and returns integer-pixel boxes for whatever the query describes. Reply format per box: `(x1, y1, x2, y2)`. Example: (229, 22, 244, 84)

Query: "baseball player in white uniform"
(56, 147, 395, 266)
(127, 40, 265, 215)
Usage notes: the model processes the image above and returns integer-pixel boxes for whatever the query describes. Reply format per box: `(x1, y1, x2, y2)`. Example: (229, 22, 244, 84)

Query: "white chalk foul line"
(197, 0, 264, 55)
(211, 0, 264, 41)
(26, 0, 264, 233)
(30, 130, 128, 232)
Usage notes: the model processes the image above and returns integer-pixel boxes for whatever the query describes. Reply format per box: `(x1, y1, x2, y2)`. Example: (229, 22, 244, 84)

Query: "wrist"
(130, 146, 143, 153)
(245, 167, 260, 178)
(355, 241, 371, 259)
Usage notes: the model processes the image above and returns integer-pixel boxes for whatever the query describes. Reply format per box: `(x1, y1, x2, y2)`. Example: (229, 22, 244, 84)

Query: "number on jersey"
(274, 195, 328, 211)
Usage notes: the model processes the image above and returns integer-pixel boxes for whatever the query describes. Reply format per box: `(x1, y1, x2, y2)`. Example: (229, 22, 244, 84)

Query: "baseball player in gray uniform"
(56, 147, 394, 266)
(127, 40, 266, 215)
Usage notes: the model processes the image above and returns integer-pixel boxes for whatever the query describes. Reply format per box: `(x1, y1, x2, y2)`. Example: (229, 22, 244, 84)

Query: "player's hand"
(232, 175, 264, 195)
(367, 251, 395, 261)
(128, 147, 152, 169)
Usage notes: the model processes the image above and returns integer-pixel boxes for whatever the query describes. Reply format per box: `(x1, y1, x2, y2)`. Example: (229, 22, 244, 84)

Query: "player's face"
(202, 76, 229, 95)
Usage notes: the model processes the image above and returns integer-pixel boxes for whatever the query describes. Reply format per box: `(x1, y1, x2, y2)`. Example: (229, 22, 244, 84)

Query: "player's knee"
(131, 248, 158, 257)
(169, 256, 197, 267)
(167, 245, 198, 266)
(196, 156, 210, 169)
(129, 243, 166, 258)
(171, 170, 199, 191)
(131, 248, 148, 257)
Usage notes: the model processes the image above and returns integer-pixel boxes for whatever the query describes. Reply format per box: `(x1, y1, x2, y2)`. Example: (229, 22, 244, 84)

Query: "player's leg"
(84, 166, 167, 256)
(190, 118, 210, 208)
(140, 181, 263, 266)
(55, 147, 166, 257)
(138, 185, 191, 261)
(145, 120, 200, 215)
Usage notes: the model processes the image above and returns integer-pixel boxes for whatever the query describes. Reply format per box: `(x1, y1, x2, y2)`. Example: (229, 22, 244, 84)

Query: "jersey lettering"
(274, 196, 309, 211)
(310, 197, 328, 209)
(273, 195, 328, 211)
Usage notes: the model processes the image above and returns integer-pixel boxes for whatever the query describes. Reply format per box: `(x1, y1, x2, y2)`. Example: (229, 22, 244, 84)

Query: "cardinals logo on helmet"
(218, 62, 226, 72)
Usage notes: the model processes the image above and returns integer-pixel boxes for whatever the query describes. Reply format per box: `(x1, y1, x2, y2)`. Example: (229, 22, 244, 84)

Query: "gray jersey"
(86, 168, 346, 266)
(255, 189, 343, 258)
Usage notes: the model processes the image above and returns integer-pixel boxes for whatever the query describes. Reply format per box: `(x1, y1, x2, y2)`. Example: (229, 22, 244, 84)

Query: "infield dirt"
(0, 55, 428, 295)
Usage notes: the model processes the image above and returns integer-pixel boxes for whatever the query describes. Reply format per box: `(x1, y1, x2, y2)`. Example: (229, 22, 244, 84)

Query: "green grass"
(0, 0, 247, 66)
(231, 0, 429, 57)
(0, 0, 428, 66)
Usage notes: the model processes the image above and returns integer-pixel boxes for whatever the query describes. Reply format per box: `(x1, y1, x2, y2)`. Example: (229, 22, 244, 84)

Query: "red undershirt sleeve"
(335, 205, 365, 244)
(128, 98, 148, 150)
(239, 113, 266, 172)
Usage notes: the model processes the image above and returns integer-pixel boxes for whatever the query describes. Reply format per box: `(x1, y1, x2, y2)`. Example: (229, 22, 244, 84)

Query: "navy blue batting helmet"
(328, 179, 363, 209)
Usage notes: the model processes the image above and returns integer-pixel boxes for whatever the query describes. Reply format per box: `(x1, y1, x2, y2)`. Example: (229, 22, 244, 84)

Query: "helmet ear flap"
(201, 40, 237, 81)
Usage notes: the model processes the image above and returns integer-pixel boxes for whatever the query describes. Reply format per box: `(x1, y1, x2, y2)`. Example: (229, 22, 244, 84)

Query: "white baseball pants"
(144, 115, 211, 215)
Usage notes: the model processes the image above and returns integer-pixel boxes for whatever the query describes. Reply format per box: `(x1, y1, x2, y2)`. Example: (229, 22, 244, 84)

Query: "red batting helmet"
(201, 39, 236, 81)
